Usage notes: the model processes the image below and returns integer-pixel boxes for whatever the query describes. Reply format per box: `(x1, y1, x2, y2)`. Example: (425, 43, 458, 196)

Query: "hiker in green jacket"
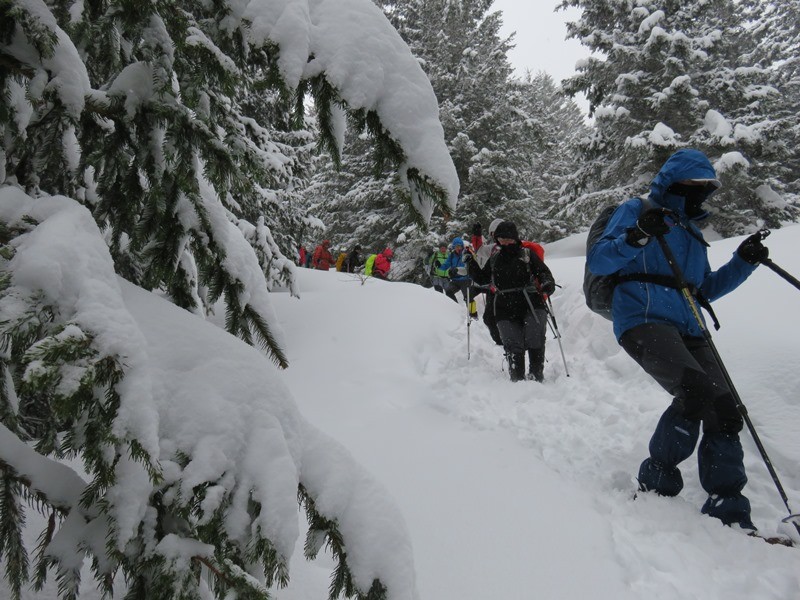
(426, 243, 449, 293)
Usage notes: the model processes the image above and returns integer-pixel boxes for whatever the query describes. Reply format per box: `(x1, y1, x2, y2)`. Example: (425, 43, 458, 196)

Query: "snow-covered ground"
(272, 226, 800, 600)
(9, 225, 800, 599)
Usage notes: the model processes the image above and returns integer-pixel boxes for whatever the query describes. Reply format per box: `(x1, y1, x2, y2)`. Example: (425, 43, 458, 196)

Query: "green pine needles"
(2, 0, 440, 597)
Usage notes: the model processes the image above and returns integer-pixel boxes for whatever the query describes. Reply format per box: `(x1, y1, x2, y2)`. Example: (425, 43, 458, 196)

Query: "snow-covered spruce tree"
(304, 124, 424, 273)
(557, 0, 799, 235)
(416, 0, 525, 232)
(0, 0, 457, 599)
(310, 0, 546, 281)
(3, 0, 311, 363)
(747, 0, 800, 202)
(511, 72, 589, 242)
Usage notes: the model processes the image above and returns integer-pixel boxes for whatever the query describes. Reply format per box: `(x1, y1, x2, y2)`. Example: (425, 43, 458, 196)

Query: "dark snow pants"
(445, 279, 471, 304)
(620, 323, 752, 527)
(496, 309, 548, 355)
(482, 292, 503, 345)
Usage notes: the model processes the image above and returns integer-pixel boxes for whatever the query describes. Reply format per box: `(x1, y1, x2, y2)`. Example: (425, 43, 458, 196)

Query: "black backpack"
(583, 198, 650, 320)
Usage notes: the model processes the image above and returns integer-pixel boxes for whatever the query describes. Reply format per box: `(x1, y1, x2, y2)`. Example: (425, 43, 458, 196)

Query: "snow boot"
(637, 459, 684, 497)
(527, 348, 545, 382)
(698, 432, 752, 528)
(637, 405, 700, 496)
(509, 353, 526, 382)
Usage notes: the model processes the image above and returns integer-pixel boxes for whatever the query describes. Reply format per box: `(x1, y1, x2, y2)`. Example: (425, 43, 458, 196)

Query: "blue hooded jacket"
(587, 149, 756, 340)
(441, 237, 470, 281)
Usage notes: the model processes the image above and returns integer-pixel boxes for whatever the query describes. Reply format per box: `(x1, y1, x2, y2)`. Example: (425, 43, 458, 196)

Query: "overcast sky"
(491, 1, 591, 114)
(491, 1, 588, 84)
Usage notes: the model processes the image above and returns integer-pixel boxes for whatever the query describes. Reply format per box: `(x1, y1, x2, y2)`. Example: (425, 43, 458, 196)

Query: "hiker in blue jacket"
(441, 237, 477, 317)
(587, 148, 769, 531)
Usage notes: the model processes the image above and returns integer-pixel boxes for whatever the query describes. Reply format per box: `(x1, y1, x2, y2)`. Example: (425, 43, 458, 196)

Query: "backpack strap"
(629, 196, 719, 329)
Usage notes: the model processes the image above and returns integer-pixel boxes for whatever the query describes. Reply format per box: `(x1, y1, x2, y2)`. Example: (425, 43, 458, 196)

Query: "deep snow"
(7, 225, 800, 599)
(272, 226, 800, 600)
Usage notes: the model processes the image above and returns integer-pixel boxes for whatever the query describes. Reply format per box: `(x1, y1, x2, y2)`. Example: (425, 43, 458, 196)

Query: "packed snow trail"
(274, 228, 799, 600)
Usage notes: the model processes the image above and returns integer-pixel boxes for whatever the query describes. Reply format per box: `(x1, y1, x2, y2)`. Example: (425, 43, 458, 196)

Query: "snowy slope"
(272, 226, 800, 600)
(8, 226, 800, 599)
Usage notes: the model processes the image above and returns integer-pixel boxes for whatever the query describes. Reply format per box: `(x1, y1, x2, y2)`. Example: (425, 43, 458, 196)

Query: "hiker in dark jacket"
(487, 221, 555, 382)
(586, 148, 767, 531)
(344, 245, 363, 273)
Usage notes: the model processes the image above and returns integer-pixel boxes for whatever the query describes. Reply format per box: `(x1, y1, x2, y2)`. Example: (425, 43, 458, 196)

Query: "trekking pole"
(545, 296, 570, 377)
(654, 234, 800, 535)
(745, 229, 800, 292)
(761, 259, 800, 292)
(466, 280, 472, 361)
(522, 288, 570, 377)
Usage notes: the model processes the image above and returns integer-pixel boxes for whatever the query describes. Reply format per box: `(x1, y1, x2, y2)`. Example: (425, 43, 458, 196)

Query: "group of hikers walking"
(292, 149, 799, 542)
(422, 148, 793, 539)
(294, 148, 795, 539)
(298, 240, 394, 279)
(426, 219, 557, 383)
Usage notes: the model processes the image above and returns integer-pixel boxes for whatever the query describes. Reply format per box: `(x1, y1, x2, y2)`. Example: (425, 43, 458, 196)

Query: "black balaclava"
(667, 182, 716, 219)
(494, 221, 521, 255)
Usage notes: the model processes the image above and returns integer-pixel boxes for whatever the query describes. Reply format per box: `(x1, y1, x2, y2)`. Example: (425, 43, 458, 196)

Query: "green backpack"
(364, 254, 377, 276)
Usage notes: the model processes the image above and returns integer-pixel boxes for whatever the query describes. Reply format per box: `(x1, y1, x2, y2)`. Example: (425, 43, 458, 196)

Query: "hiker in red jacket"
(373, 247, 394, 279)
(311, 240, 335, 270)
(470, 222, 485, 252)
(297, 243, 308, 267)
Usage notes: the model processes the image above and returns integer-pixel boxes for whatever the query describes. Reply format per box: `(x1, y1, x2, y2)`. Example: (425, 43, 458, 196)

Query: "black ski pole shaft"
(761, 258, 800, 292)
(749, 228, 800, 291)
(655, 235, 800, 534)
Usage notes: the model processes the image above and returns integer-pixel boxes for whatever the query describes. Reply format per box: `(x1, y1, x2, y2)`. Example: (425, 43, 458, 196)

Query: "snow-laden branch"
(1, 185, 420, 599)
(229, 0, 460, 217)
(4, 0, 90, 117)
(0, 423, 87, 511)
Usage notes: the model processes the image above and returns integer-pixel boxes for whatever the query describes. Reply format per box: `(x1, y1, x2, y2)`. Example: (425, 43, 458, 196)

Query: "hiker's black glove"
(540, 279, 556, 296)
(448, 267, 458, 278)
(737, 234, 769, 265)
(626, 208, 671, 246)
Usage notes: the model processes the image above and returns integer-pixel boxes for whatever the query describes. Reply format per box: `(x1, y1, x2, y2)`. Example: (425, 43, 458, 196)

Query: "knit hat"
(488, 218, 504, 238)
(493, 221, 519, 241)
